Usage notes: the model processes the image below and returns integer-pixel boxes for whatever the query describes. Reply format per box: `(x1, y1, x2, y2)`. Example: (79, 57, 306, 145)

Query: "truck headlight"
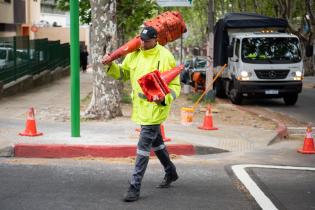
(237, 71, 251, 81)
(241, 71, 248, 77)
(295, 71, 302, 77)
(291, 70, 303, 80)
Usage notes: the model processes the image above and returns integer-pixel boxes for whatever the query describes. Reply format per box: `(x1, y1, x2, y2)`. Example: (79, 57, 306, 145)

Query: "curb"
(13, 144, 196, 158)
(0, 146, 14, 157)
(234, 105, 288, 145)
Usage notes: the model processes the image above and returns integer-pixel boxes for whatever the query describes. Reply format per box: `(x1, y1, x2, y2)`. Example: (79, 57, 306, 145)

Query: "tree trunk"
(253, 0, 259, 13)
(220, 0, 225, 14)
(84, 0, 123, 119)
(305, 0, 315, 75)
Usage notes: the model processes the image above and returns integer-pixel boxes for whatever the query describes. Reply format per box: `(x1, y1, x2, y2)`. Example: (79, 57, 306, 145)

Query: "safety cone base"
(198, 126, 218, 131)
(298, 148, 315, 154)
(19, 132, 43, 137)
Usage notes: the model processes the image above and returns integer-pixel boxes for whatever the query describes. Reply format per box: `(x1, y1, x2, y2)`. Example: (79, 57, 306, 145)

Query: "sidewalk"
(0, 69, 278, 158)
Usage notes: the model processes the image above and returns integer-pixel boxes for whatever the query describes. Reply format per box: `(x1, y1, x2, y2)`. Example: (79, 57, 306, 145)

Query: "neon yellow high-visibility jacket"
(105, 43, 181, 125)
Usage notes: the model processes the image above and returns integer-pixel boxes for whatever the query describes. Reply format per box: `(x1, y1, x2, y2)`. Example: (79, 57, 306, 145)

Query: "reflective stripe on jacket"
(105, 44, 180, 125)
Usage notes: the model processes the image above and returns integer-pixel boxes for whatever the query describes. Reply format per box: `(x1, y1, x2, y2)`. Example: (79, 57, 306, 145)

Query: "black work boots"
(157, 171, 179, 188)
(123, 185, 140, 202)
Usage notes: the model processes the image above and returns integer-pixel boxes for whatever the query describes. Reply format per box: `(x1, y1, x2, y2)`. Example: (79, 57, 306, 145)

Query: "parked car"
(0, 47, 14, 70)
(0, 47, 28, 70)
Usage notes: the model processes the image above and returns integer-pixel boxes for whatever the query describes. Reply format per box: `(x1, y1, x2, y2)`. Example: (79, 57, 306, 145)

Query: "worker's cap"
(140, 26, 158, 41)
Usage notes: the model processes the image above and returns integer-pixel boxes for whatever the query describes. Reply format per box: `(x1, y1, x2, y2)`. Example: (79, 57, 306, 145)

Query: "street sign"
(157, 0, 192, 7)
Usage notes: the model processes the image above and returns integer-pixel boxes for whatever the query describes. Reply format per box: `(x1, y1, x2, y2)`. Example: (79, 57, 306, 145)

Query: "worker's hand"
(102, 54, 112, 65)
(152, 95, 165, 105)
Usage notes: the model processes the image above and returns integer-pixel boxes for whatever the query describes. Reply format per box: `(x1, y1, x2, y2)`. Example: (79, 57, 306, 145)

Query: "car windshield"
(241, 37, 301, 64)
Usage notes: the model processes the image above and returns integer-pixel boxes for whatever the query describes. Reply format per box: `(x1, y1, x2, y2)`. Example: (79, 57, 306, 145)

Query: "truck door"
(230, 39, 240, 77)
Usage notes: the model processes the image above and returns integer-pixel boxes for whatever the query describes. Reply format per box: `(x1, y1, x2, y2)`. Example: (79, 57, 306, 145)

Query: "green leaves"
(117, 0, 159, 40)
(57, 0, 91, 24)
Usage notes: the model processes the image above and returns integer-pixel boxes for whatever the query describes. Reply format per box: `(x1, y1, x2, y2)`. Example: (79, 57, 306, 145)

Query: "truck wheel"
(283, 94, 298, 105)
(228, 79, 242, 105)
(229, 88, 242, 105)
(214, 79, 227, 98)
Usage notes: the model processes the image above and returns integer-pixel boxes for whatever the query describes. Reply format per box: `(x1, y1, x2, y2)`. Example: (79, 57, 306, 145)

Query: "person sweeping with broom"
(102, 26, 181, 202)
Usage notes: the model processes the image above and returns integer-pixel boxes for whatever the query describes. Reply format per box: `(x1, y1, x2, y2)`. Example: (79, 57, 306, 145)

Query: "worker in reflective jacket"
(102, 26, 180, 202)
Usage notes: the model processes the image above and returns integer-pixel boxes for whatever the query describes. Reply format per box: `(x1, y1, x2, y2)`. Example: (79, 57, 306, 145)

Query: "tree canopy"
(56, 0, 159, 42)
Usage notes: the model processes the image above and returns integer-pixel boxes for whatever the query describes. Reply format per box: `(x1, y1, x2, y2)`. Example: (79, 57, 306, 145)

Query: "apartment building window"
(14, 0, 25, 23)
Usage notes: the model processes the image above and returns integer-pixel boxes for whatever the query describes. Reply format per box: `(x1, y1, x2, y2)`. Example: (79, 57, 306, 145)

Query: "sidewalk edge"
(0, 146, 14, 157)
(13, 144, 196, 158)
(234, 105, 288, 145)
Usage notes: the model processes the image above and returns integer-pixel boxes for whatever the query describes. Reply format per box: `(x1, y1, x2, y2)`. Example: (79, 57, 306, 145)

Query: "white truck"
(213, 13, 311, 105)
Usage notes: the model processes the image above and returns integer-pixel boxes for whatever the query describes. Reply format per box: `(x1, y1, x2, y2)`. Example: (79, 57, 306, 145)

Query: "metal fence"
(0, 36, 70, 84)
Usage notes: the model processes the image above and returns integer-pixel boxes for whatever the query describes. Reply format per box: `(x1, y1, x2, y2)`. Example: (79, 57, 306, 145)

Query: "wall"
(0, 1, 14, 24)
(23, 0, 41, 39)
(26, 0, 41, 25)
(40, 12, 70, 27)
(0, 31, 16, 37)
(34, 26, 90, 49)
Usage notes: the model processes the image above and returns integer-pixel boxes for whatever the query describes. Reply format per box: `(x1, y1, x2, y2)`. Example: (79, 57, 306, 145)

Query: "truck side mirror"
(227, 45, 234, 57)
(305, 44, 313, 57)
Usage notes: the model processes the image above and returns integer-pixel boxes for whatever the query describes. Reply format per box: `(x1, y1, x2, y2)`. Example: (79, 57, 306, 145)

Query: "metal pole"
(205, 0, 215, 101)
(180, 35, 183, 64)
(70, 0, 80, 137)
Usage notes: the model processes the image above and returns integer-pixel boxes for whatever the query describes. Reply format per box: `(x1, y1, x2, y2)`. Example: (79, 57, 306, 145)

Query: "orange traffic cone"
(138, 64, 184, 102)
(102, 36, 141, 64)
(102, 11, 187, 64)
(19, 107, 43, 137)
(198, 105, 218, 130)
(160, 124, 171, 142)
(298, 124, 315, 154)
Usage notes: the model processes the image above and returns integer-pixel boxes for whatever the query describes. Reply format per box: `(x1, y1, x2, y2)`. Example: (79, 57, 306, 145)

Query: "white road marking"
(232, 164, 315, 210)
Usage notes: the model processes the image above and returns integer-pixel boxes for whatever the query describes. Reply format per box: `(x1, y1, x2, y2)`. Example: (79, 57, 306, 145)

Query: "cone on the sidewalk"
(19, 107, 43, 137)
(198, 104, 218, 130)
(298, 123, 315, 154)
(160, 124, 171, 142)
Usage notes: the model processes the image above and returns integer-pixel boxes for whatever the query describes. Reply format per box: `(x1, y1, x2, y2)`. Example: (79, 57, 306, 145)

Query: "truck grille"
(254, 69, 290, 79)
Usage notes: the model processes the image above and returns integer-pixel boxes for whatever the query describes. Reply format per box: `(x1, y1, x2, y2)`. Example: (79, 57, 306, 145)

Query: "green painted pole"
(70, 0, 80, 137)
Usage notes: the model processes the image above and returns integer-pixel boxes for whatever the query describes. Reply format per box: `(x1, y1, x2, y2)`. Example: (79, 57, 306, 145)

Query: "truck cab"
(224, 31, 303, 105)
(213, 13, 307, 105)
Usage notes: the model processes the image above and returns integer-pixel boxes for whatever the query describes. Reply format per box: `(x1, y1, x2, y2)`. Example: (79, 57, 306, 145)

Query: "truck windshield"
(241, 37, 301, 64)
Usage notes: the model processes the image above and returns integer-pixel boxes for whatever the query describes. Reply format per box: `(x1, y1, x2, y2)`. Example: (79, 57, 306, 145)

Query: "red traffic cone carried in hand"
(19, 107, 43, 137)
(102, 11, 186, 64)
(138, 64, 184, 102)
(160, 124, 171, 142)
(198, 104, 218, 130)
(298, 123, 315, 154)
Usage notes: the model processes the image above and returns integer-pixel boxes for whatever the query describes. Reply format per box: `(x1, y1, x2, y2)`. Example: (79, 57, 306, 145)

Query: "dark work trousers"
(130, 124, 177, 191)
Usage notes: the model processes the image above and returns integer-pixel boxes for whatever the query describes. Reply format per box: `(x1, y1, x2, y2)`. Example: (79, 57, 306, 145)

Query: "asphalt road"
(0, 158, 253, 210)
(1, 143, 315, 210)
(236, 76, 315, 124)
(250, 167, 315, 210)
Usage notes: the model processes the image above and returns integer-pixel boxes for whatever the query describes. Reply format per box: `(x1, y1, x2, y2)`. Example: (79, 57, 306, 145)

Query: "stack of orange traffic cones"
(160, 124, 171, 142)
(19, 107, 43, 136)
(298, 123, 315, 154)
(198, 104, 218, 130)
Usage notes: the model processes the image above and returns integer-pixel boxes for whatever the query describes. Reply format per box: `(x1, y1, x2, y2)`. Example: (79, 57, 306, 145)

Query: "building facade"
(0, 0, 41, 38)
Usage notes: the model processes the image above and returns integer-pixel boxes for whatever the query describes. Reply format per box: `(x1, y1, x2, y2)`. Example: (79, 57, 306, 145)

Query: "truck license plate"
(265, 90, 279, 95)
